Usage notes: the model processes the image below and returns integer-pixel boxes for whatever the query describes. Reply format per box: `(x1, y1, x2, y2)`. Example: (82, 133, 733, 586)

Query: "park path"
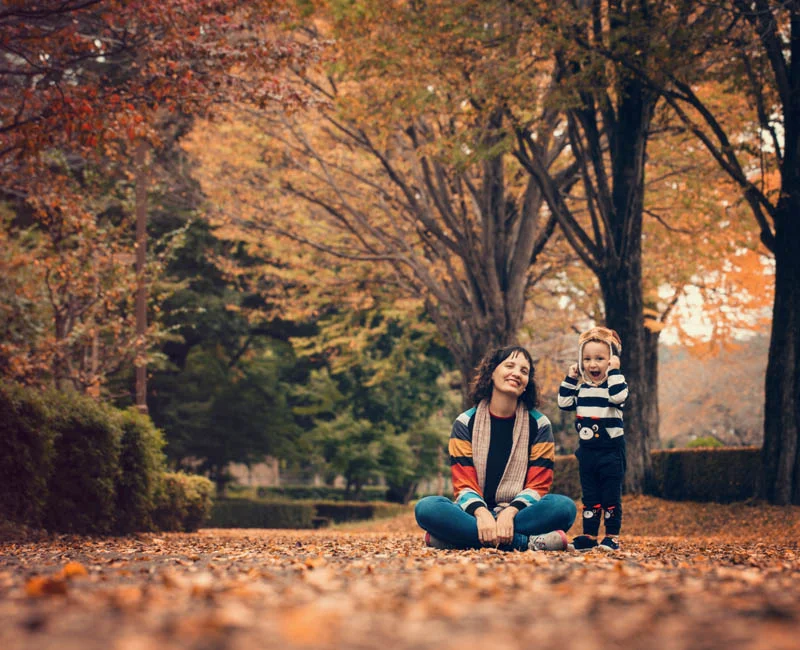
(1, 496, 798, 650)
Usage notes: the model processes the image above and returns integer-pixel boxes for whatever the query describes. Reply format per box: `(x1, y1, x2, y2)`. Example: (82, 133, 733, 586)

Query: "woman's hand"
(474, 507, 498, 546)
(495, 506, 518, 545)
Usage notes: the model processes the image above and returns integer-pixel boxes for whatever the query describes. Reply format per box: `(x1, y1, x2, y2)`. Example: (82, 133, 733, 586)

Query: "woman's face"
(490, 351, 530, 398)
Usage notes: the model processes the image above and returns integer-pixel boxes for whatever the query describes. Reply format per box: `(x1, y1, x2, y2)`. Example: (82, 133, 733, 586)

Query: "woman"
(415, 345, 577, 550)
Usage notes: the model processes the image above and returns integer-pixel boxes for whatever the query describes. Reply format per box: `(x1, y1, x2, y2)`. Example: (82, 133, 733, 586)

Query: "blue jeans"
(415, 494, 577, 551)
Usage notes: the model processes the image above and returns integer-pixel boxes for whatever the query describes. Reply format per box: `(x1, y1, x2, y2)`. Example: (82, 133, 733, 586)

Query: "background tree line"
(0, 1, 794, 504)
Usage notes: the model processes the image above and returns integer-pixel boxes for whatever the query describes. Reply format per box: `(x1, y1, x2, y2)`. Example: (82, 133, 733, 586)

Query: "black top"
(483, 413, 515, 509)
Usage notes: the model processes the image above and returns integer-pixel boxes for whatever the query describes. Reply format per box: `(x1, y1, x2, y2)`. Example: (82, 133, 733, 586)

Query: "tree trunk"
(643, 325, 661, 451)
(385, 480, 417, 504)
(760, 204, 800, 504)
(134, 140, 148, 413)
(601, 75, 657, 494)
(452, 319, 522, 408)
(599, 261, 651, 495)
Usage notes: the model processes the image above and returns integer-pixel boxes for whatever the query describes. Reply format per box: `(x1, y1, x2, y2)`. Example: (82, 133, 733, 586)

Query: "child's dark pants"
(576, 443, 626, 536)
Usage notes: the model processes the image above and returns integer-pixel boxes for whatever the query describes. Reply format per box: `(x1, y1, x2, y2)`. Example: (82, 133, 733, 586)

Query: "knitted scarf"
(471, 399, 530, 507)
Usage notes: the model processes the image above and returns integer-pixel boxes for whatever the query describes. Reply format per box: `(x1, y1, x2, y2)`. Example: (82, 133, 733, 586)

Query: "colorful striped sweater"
(557, 369, 628, 448)
(449, 407, 555, 514)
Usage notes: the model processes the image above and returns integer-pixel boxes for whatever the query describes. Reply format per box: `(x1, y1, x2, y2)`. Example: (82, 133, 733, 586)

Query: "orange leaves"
(24, 576, 68, 598)
(2, 1, 315, 167)
(24, 561, 88, 598)
(2, 499, 800, 648)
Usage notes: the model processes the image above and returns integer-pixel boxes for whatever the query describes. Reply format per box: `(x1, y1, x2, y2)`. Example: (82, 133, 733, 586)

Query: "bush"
(208, 498, 315, 529)
(686, 436, 724, 449)
(0, 382, 56, 526)
(648, 447, 760, 503)
(552, 455, 582, 500)
(312, 501, 408, 523)
(205, 498, 408, 528)
(152, 472, 215, 532)
(114, 408, 166, 533)
(255, 486, 388, 502)
(44, 390, 122, 534)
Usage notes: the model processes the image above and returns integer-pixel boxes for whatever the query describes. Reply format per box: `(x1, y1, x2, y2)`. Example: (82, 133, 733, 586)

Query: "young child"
(558, 327, 628, 551)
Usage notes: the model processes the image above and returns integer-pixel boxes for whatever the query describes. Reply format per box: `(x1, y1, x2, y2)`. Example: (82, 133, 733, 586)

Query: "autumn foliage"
(1, 0, 318, 393)
(1, 499, 799, 650)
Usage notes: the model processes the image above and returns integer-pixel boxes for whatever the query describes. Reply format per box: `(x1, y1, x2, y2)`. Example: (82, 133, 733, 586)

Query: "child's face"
(582, 341, 610, 384)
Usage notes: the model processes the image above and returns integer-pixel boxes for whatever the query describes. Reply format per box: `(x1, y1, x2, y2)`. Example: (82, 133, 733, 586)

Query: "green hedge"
(206, 498, 409, 528)
(44, 390, 123, 534)
(313, 501, 409, 523)
(553, 447, 761, 503)
(552, 455, 582, 500)
(152, 472, 215, 532)
(0, 382, 211, 534)
(648, 447, 760, 503)
(0, 382, 56, 527)
(255, 486, 388, 502)
(114, 408, 167, 533)
(208, 498, 315, 529)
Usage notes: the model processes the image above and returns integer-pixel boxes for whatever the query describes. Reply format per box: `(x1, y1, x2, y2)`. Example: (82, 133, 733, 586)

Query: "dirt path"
(1, 496, 798, 650)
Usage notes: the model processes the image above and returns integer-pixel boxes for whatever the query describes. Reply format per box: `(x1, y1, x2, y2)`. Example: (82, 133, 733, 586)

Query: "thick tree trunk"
(599, 259, 651, 495)
(601, 77, 656, 494)
(643, 326, 661, 451)
(760, 205, 800, 504)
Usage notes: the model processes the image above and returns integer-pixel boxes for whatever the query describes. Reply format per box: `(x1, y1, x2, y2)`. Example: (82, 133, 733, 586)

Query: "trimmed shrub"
(114, 408, 166, 533)
(553, 455, 581, 500)
(44, 390, 122, 534)
(208, 498, 315, 529)
(686, 436, 724, 449)
(255, 486, 388, 502)
(312, 501, 408, 523)
(648, 447, 760, 503)
(0, 382, 56, 526)
(152, 472, 215, 532)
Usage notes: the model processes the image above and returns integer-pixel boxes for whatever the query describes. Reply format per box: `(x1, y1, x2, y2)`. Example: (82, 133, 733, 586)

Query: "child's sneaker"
(569, 535, 598, 551)
(597, 536, 619, 551)
(528, 530, 568, 551)
(424, 532, 456, 550)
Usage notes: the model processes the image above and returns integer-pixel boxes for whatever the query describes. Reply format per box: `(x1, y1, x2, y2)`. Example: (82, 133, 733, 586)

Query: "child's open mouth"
(588, 370, 603, 380)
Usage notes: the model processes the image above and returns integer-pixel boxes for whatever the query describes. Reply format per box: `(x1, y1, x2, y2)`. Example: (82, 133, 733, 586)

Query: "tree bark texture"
(135, 141, 148, 413)
(760, 204, 800, 505)
(643, 325, 661, 453)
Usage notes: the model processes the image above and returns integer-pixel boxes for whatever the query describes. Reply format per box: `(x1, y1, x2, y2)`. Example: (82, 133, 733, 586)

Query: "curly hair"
(468, 345, 538, 410)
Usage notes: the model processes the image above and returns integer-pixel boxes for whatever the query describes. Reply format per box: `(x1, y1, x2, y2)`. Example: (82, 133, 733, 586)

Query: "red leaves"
(1, 1, 315, 162)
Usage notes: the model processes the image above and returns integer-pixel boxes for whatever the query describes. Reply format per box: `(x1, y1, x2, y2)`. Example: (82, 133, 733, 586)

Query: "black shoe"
(569, 535, 598, 551)
(598, 536, 619, 551)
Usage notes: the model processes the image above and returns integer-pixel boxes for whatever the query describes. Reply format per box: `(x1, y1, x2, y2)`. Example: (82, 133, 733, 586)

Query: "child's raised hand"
(609, 355, 621, 370)
(568, 363, 579, 379)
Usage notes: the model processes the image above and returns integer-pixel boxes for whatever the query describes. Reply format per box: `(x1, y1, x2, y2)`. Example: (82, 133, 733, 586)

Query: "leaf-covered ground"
(1, 496, 799, 650)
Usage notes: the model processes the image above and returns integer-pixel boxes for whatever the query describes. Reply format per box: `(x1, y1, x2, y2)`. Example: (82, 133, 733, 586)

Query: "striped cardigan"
(449, 407, 556, 514)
